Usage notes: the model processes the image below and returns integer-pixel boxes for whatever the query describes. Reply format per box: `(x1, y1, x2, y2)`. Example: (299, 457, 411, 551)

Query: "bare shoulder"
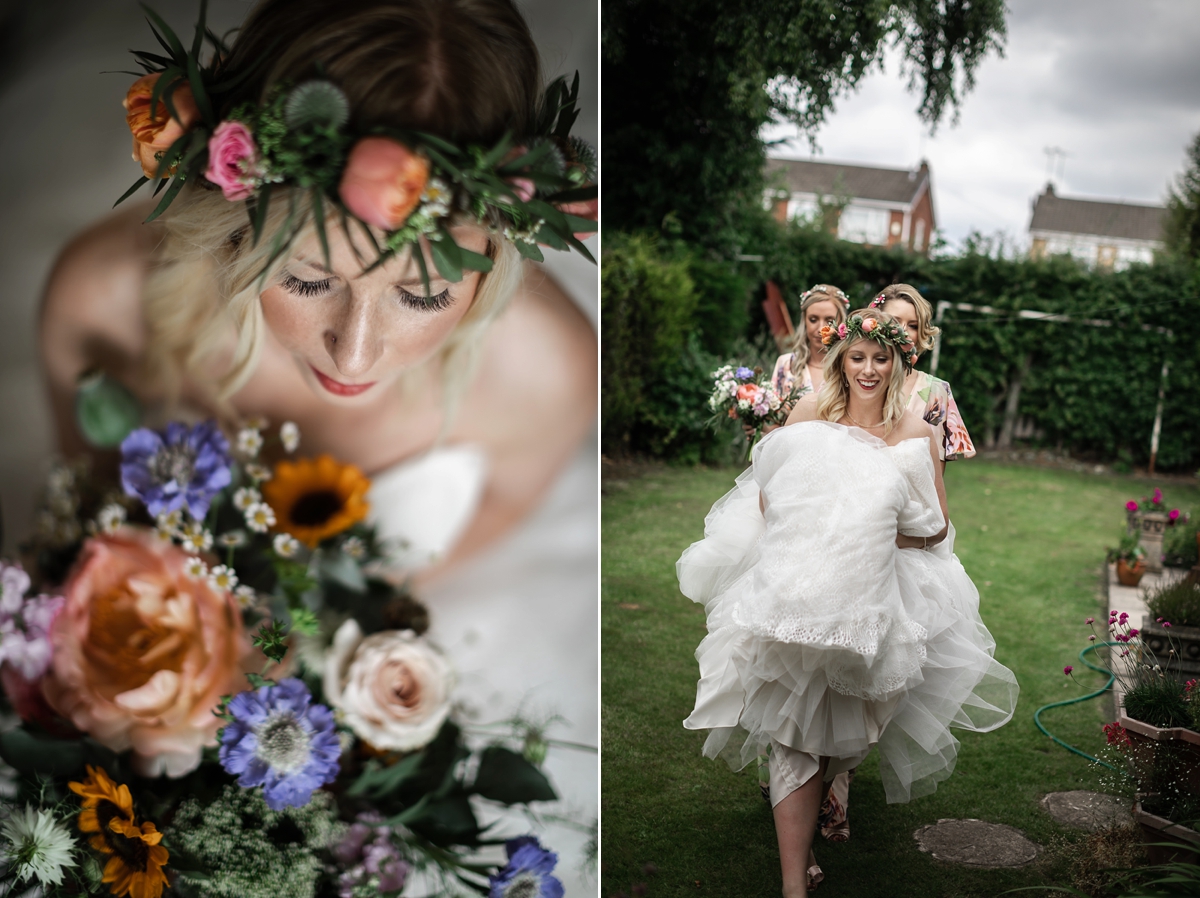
(40, 202, 160, 378)
(785, 394, 819, 425)
(470, 261, 597, 429)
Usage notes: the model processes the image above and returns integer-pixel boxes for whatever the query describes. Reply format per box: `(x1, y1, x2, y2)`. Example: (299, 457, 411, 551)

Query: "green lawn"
(601, 459, 1200, 898)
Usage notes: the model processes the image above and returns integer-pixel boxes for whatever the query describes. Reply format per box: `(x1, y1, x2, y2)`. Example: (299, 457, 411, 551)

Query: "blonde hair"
(790, 284, 849, 367)
(876, 283, 940, 354)
(140, 0, 541, 423)
(815, 308, 909, 433)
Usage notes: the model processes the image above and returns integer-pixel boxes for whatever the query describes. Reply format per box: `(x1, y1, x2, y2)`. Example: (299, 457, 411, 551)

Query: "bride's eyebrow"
(292, 257, 333, 275)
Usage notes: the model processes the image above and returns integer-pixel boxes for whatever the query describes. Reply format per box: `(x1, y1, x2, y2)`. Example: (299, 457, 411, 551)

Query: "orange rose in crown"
(123, 73, 200, 180)
(41, 528, 257, 777)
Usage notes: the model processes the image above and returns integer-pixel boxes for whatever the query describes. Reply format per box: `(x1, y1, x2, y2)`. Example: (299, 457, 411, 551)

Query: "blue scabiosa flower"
(219, 678, 341, 811)
(735, 366, 754, 379)
(120, 420, 232, 519)
(488, 837, 563, 898)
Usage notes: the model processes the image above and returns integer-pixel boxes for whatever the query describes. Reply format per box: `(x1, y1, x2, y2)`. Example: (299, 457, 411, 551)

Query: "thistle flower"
(219, 679, 340, 810)
(0, 804, 77, 886)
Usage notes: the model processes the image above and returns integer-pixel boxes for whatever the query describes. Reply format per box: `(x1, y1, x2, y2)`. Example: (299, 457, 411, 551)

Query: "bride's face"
(841, 338, 894, 403)
(259, 223, 490, 405)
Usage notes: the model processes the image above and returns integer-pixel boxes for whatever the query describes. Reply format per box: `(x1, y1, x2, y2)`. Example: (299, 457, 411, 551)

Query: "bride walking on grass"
(679, 308, 1018, 897)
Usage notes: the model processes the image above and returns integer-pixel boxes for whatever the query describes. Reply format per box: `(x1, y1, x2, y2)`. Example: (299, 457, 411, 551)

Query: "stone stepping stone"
(1041, 791, 1131, 831)
(913, 818, 1038, 867)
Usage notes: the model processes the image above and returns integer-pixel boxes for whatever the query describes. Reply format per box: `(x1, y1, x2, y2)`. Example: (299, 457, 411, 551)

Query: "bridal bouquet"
(707, 365, 792, 437)
(0, 380, 565, 898)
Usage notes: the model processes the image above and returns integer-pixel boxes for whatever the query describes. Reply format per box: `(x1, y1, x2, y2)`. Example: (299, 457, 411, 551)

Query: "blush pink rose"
(339, 137, 431, 230)
(123, 73, 200, 180)
(41, 528, 257, 777)
(205, 120, 261, 201)
(861, 318, 877, 333)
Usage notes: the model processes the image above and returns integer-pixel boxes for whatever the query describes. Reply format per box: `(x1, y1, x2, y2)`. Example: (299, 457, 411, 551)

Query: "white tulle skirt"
(680, 431, 1018, 804)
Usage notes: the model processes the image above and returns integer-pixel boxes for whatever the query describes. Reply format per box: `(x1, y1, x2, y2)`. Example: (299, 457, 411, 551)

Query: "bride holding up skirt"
(679, 308, 1016, 896)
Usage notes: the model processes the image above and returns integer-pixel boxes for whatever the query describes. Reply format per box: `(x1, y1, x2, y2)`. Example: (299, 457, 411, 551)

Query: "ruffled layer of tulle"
(679, 429, 1018, 803)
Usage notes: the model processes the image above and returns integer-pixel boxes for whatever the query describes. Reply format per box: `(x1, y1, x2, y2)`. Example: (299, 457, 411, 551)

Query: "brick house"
(764, 157, 936, 254)
(1028, 184, 1165, 271)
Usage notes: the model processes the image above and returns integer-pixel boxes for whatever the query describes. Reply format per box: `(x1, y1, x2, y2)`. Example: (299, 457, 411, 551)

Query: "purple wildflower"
(489, 837, 563, 898)
(335, 813, 409, 898)
(1063, 666, 1074, 676)
(1129, 628, 1139, 638)
(1118, 612, 1128, 624)
(1164, 621, 1172, 628)
(0, 562, 62, 679)
(120, 420, 232, 519)
(735, 366, 754, 379)
(1085, 617, 1094, 625)
(219, 678, 340, 810)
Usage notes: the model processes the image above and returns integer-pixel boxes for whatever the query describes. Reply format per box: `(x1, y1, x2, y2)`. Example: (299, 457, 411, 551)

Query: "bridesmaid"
(818, 283, 977, 844)
(770, 284, 850, 401)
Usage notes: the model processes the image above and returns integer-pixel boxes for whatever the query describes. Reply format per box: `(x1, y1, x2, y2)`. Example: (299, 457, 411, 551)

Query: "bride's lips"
(310, 365, 376, 396)
(856, 378, 880, 391)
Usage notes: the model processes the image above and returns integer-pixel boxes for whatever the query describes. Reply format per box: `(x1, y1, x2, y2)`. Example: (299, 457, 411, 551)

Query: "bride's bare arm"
(895, 416, 950, 549)
(38, 205, 158, 457)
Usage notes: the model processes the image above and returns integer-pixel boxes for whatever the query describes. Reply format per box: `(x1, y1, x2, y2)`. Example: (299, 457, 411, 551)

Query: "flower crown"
(819, 313, 918, 370)
(868, 294, 887, 309)
(117, 3, 597, 290)
(801, 284, 850, 309)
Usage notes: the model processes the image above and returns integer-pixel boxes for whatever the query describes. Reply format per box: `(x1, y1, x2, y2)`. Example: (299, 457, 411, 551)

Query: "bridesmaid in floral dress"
(764, 285, 848, 422)
(814, 282, 977, 844)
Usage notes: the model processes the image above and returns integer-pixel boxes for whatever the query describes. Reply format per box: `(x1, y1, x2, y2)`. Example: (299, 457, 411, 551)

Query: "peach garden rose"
(123, 73, 201, 180)
(324, 620, 454, 752)
(41, 527, 256, 777)
(338, 137, 430, 230)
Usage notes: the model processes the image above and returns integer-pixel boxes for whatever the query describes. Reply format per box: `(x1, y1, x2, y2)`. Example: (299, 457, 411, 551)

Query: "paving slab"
(913, 818, 1039, 868)
(1041, 791, 1132, 831)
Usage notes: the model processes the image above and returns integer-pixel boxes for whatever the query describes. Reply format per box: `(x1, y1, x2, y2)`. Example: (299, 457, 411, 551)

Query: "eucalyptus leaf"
(75, 370, 142, 448)
(513, 240, 544, 263)
(428, 234, 463, 283)
(318, 548, 366, 593)
(472, 747, 556, 804)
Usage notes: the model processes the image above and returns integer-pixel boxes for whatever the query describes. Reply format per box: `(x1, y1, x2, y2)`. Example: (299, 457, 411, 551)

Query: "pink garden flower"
(861, 318, 877, 333)
(339, 138, 430, 230)
(1125, 500, 1138, 512)
(1169, 508, 1180, 521)
(836, 323, 848, 340)
(205, 120, 262, 201)
(1063, 666, 1073, 676)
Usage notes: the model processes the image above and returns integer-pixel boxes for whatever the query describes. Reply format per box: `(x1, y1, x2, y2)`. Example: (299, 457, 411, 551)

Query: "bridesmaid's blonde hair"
(875, 283, 940, 354)
(140, 0, 539, 420)
(815, 309, 909, 432)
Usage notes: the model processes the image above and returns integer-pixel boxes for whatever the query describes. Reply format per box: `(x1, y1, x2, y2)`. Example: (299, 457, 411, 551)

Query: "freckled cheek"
(260, 287, 327, 356)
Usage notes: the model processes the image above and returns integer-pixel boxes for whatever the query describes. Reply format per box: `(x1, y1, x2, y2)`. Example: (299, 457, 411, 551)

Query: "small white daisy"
(0, 804, 76, 886)
(341, 536, 366, 559)
(233, 584, 258, 609)
(236, 428, 264, 457)
(273, 533, 300, 558)
(96, 503, 126, 534)
(233, 487, 261, 512)
(245, 463, 273, 482)
(245, 502, 277, 533)
(217, 530, 248, 548)
(183, 557, 208, 579)
(207, 564, 238, 593)
(280, 421, 300, 453)
(156, 509, 184, 534)
(180, 521, 213, 554)
(244, 414, 270, 431)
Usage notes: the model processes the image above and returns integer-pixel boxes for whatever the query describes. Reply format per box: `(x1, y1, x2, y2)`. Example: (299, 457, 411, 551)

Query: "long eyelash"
(397, 288, 453, 312)
(281, 273, 334, 296)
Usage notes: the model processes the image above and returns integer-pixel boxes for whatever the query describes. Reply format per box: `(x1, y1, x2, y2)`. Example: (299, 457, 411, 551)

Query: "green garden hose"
(1032, 641, 1120, 772)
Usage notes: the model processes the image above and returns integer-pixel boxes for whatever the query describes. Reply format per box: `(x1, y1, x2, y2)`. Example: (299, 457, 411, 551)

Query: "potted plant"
(1126, 489, 1182, 574)
(1142, 578, 1200, 680)
(1109, 531, 1147, 587)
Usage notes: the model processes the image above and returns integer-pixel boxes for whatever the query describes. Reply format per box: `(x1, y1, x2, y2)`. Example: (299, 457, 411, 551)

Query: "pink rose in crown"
(836, 323, 848, 340)
(339, 138, 430, 231)
(861, 318, 877, 333)
(205, 121, 262, 201)
(41, 528, 259, 777)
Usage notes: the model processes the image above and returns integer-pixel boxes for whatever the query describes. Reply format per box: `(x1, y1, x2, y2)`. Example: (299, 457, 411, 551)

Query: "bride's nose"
(324, 293, 382, 378)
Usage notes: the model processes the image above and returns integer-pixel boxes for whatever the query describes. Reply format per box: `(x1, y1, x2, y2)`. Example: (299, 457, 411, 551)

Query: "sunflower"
(261, 454, 370, 547)
(69, 766, 169, 898)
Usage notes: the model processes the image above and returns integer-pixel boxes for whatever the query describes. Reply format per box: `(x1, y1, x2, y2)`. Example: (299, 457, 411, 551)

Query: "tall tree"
(1164, 131, 1200, 261)
(602, 0, 1007, 248)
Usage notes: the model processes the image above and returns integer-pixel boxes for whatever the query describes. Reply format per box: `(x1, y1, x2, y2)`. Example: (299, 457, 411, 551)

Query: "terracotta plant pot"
(1116, 557, 1146, 587)
(1133, 800, 1200, 865)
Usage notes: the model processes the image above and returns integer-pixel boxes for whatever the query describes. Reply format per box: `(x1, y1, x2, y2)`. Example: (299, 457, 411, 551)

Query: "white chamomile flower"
(245, 463, 273, 482)
(245, 502, 276, 533)
(218, 530, 247, 548)
(96, 503, 126, 534)
(273, 533, 300, 558)
(180, 521, 213, 554)
(244, 415, 270, 431)
(233, 584, 258, 609)
(421, 178, 452, 217)
(156, 509, 184, 534)
(236, 428, 264, 457)
(183, 557, 208, 580)
(207, 565, 238, 593)
(279, 421, 300, 453)
(0, 804, 76, 886)
(233, 487, 261, 512)
(341, 536, 366, 560)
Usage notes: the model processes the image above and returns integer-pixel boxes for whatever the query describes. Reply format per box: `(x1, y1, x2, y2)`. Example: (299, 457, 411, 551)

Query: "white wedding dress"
(680, 421, 1017, 803)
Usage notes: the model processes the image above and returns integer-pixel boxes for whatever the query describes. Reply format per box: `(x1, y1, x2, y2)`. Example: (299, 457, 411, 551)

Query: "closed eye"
(397, 288, 453, 312)
(281, 273, 334, 296)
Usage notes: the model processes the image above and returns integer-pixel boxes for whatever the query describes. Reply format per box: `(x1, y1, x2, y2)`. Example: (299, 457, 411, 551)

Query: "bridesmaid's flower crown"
(117, 2, 597, 289)
(819, 313, 918, 370)
(801, 284, 850, 309)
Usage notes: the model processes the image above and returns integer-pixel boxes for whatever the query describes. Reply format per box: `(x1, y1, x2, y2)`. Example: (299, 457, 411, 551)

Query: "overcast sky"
(764, 0, 1200, 253)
